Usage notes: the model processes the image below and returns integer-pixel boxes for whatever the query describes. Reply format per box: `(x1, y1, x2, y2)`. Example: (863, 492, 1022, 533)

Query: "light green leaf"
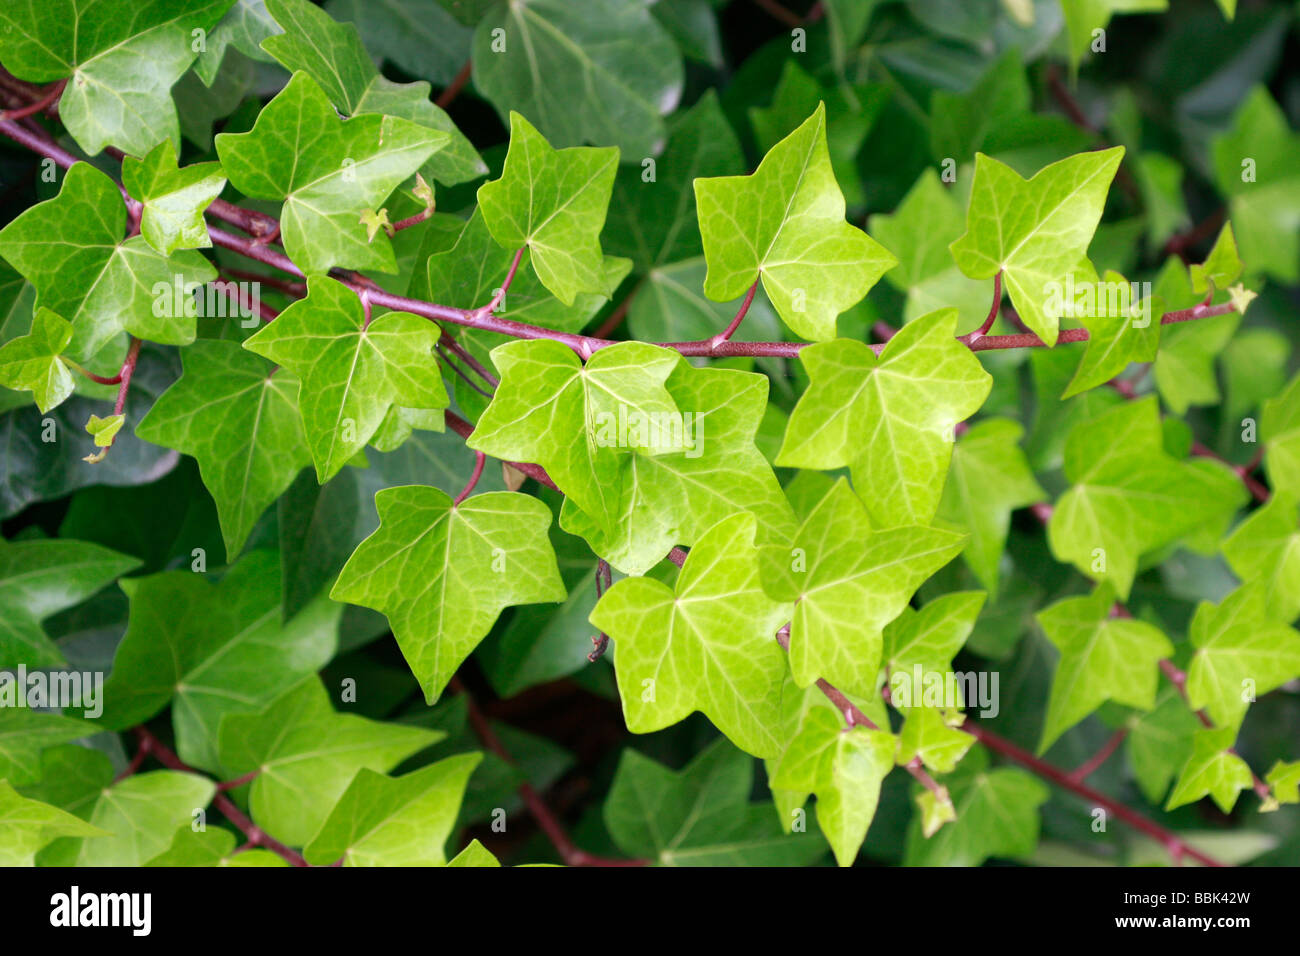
(1046, 397, 1247, 597)
(0, 0, 237, 156)
(1222, 492, 1300, 623)
(121, 140, 226, 255)
(695, 103, 896, 341)
(476, 113, 619, 305)
(1189, 223, 1243, 294)
(144, 826, 289, 866)
(935, 418, 1045, 596)
(777, 310, 992, 527)
(884, 590, 986, 710)
(1061, 270, 1161, 398)
(471, 0, 683, 159)
(0, 308, 75, 413)
(217, 678, 441, 845)
(1126, 690, 1200, 804)
(897, 705, 975, 774)
(71, 770, 217, 867)
(215, 71, 446, 275)
(1036, 582, 1173, 752)
(763, 479, 966, 697)
(1266, 760, 1300, 805)
(1186, 583, 1300, 730)
(447, 839, 500, 867)
(0, 163, 217, 362)
(1166, 727, 1253, 813)
(304, 754, 481, 865)
(244, 276, 448, 481)
(950, 147, 1125, 346)
(0, 781, 106, 867)
(1262, 372, 1300, 501)
(0, 712, 95, 786)
(331, 486, 566, 703)
(590, 513, 792, 758)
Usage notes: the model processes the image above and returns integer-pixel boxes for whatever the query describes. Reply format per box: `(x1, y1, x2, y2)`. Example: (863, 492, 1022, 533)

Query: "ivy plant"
(1, 0, 1299, 871)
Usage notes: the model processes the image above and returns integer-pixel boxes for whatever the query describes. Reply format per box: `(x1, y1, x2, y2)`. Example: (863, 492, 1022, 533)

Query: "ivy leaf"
(589, 513, 792, 758)
(1036, 583, 1173, 752)
(935, 418, 1045, 596)
(467, 339, 683, 535)
(1154, 313, 1240, 415)
(950, 147, 1125, 346)
(331, 486, 566, 703)
(1266, 760, 1300, 805)
(0, 308, 75, 413)
(897, 705, 975, 774)
(883, 591, 986, 709)
(1126, 690, 1201, 804)
(215, 72, 446, 275)
(557, 361, 796, 576)
(1211, 86, 1300, 283)
(136, 339, 312, 561)
(869, 169, 990, 329)
(476, 113, 619, 305)
(1189, 223, 1243, 293)
(0, 536, 140, 669)
(0, 0, 237, 156)
(695, 103, 897, 342)
(604, 737, 827, 866)
(217, 678, 441, 846)
(101, 551, 340, 771)
(446, 839, 500, 867)
(1262, 372, 1300, 501)
(144, 827, 288, 867)
(603, 91, 743, 273)
(777, 310, 993, 527)
(262, 0, 484, 186)
(1186, 584, 1300, 730)
(0, 711, 95, 786)
(1166, 727, 1253, 814)
(903, 753, 1050, 866)
(0, 781, 105, 867)
(471, 0, 683, 159)
(1061, 270, 1161, 398)
(194, 0, 282, 84)
(0, 163, 217, 362)
(60, 770, 217, 867)
(303, 755, 481, 865)
(121, 141, 226, 256)
(766, 682, 897, 866)
(244, 277, 448, 481)
(1222, 492, 1300, 623)
(1047, 397, 1247, 598)
(763, 479, 966, 697)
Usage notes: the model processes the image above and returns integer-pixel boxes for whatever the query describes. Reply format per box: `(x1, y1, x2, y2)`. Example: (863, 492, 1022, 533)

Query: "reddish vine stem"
(709, 279, 759, 348)
(961, 270, 1002, 343)
(223, 267, 306, 298)
(111, 337, 142, 418)
(592, 286, 637, 339)
(213, 275, 279, 323)
(131, 727, 308, 867)
(0, 78, 65, 121)
(436, 60, 473, 109)
(1164, 207, 1226, 261)
(1067, 726, 1130, 783)
(751, 0, 804, 28)
(450, 677, 646, 866)
(391, 207, 433, 232)
(478, 247, 525, 317)
(454, 450, 486, 505)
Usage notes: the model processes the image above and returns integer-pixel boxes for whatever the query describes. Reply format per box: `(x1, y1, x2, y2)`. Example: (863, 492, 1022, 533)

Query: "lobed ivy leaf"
(777, 309, 993, 528)
(303, 755, 481, 866)
(121, 140, 226, 256)
(1222, 492, 1300, 623)
(476, 113, 619, 306)
(1061, 270, 1161, 398)
(762, 479, 966, 698)
(950, 147, 1125, 346)
(1125, 690, 1201, 804)
(1036, 582, 1173, 752)
(144, 826, 288, 867)
(262, 0, 484, 186)
(590, 513, 794, 759)
(883, 590, 986, 709)
(695, 103, 897, 342)
(217, 678, 441, 846)
(331, 486, 566, 703)
(897, 705, 975, 775)
(1166, 727, 1253, 814)
(471, 0, 683, 159)
(244, 276, 448, 482)
(215, 71, 446, 275)
(0, 536, 140, 669)
(0, 308, 76, 413)
(0, 0, 237, 157)
(0, 163, 217, 362)
(136, 339, 313, 561)
(0, 781, 106, 867)
(1046, 397, 1246, 598)
(57, 770, 216, 867)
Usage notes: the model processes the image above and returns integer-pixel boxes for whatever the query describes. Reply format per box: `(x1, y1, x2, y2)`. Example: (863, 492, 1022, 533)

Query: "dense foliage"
(1, 0, 1299, 869)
